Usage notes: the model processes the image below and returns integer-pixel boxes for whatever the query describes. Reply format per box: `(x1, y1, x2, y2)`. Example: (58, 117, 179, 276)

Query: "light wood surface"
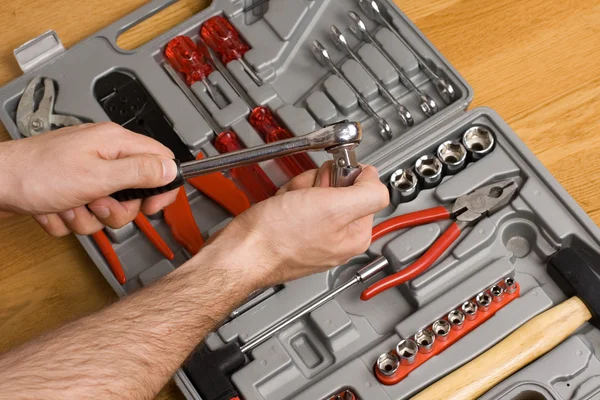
(1, 1, 599, 399)
(411, 297, 593, 400)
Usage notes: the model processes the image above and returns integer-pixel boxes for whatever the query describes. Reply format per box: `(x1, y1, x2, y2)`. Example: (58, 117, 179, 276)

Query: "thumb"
(99, 154, 178, 194)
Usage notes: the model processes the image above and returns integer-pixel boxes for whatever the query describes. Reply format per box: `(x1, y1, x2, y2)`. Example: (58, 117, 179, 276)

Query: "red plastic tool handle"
(165, 36, 214, 86)
(361, 222, 462, 300)
(249, 106, 316, 178)
(371, 205, 451, 242)
(200, 16, 250, 64)
(133, 213, 174, 260)
(215, 131, 277, 202)
(164, 187, 205, 255)
(186, 153, 251, 216)
(91, 231, 126, 284)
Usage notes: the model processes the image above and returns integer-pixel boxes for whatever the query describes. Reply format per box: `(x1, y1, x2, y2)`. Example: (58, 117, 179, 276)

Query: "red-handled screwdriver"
(165, 36, 229, 109)
(163, 61, 277, 202)
(200, 15, 263, 86)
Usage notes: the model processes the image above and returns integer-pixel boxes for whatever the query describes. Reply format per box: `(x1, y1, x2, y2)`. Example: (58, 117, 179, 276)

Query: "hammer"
(412, 236, 600, 400)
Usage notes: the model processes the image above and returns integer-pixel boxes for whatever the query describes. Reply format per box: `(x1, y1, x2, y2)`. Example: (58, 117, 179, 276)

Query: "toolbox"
(2, 0, 600, 399)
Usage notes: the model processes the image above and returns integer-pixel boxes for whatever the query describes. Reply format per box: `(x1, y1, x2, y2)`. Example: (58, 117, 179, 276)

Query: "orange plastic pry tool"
(91, 230, 126, 284)
(133, 213, 175, 260)
(164, 187, 205, 255)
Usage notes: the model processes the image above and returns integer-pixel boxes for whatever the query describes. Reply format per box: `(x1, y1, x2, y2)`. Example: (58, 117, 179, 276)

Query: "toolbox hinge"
(13, 30, 65, 73)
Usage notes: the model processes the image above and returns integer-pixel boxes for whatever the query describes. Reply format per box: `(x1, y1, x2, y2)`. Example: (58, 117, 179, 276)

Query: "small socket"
(396, 339, 419, 365)
(448, 309, 465, 330)
(376, 352, 400, 376)
(414, 329, 436, 354)
(476, 292, 492, 312)
(490, 284, 504, 302)
(461, 300, 478, 321)
(436, 140, 467, 174)
(389, 168, 419, 204)
(462, 126, 495, 160)
(414, 155, 443, 188)
(504, 277, 517, 294)
(432, 320, 451, 342)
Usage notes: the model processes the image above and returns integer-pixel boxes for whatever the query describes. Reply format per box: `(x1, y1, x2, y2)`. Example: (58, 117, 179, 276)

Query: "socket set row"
(374, 278, 520, 385)
(389, 125, 495, 204)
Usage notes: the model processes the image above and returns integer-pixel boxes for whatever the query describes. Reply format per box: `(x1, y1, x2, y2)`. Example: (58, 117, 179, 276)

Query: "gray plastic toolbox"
(2, 1, 600, 399)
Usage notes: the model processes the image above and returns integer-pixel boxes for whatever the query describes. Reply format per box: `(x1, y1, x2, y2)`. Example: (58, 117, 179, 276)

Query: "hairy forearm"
(0, 236, 261, 400)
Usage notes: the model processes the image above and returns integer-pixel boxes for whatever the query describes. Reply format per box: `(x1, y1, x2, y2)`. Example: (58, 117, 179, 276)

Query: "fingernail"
(314, 175, 322, 187)
(34, 215, 48, 225)
(59, 210, 75, 221)
(162, 158, 178, 182)
(89, 206, 110, 218)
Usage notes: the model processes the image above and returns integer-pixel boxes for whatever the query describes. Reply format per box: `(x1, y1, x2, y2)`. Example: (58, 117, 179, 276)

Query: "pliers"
(361, 178, 521, 300)
(16, 77, 175, 284)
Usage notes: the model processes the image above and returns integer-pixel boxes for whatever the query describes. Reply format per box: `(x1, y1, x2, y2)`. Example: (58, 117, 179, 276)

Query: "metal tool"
(358, 0, 457, 104)
(462, 126, 495, 160)
(396, 339, 419, 365)
(437, 140, 467, 174)
(377, 352, 400, 376)
(414, 154, 443, 188)
(200, 16, 263, 86)
(330, 389, 358, 400)
(432, 319, 450, 342)
(490, 284, 504, 302)
(461, 300, 478, 321)
(243, 0, 269, 12)
(16, 76, 176, 284)
(347, 11, 438, 117)
(16, 77, 82, 136)
(163, 62, 277, 203)
(448, 309, 465, 330)
(476, 291, 492, 312)
(329, 25, 413, 127)
(111, 120, 362, 201)
(389, 168, 418, 204)
(504, 277, 517, 294)
(363, 177, 521, 300)
(414, 328, 435, 354)
(312, 39, 393, 141)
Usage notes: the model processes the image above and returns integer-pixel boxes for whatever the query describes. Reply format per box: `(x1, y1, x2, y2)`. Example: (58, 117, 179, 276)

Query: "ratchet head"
(452, 177, 522, 224)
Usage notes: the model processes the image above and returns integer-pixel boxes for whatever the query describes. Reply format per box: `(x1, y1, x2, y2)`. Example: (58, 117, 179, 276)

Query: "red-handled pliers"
(361, 178, 521, 301)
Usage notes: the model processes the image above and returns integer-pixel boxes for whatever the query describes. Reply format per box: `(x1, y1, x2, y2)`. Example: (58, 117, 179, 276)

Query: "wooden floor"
(1, 1, 599, 399)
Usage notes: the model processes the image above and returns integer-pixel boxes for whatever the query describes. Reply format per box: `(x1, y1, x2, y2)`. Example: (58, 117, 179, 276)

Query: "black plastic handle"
(110, 159, 185, 201)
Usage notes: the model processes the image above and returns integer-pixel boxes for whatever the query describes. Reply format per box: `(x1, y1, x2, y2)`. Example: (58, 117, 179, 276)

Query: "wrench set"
(374, 278, 520, 385)
(2, 1, 600, 399)
(389, 125, 496, 205)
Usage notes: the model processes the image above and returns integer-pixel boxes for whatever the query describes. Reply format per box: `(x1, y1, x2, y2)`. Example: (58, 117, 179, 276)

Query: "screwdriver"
(200, 15, 262, 87)
(165, 36, 229, 109)
(195, 26, 317, 178)
(163, 61, 277, 202)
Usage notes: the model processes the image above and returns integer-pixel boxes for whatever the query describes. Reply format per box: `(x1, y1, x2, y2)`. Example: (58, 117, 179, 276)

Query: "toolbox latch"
(13, 30, 65, 73)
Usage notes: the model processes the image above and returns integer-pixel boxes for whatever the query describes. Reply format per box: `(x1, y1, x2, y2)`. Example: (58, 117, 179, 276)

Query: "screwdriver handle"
(165, 36, 214, 86)
(200, 16, 250, 64)
(110, 159, 185, 202)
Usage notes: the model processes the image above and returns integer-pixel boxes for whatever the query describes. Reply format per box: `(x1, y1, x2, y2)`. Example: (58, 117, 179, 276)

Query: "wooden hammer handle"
(411, 297, 592, 400)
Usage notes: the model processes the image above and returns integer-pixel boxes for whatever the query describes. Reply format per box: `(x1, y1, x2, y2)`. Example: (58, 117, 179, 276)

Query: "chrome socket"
(389, 168, 419, 204)
(462, 126, 495, 160)
(504, 277, 517, 294)
(461, 300, 478, 321)
(432, 319, 451, 342)
(490, 284, 505, 303)
(476, 292, 492, 312)
(448, 309, 465, 330)
(414, 329, 436, 354)
(436, 140, 467, 174)
(376, 352, 400, 376)
(396, 339, 419, 365)
(414, 155, 443, 188)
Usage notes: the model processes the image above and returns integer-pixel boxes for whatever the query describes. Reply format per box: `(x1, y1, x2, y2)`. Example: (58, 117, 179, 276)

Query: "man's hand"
(213, 162, 389, 288)
(0, 122, 178, 236)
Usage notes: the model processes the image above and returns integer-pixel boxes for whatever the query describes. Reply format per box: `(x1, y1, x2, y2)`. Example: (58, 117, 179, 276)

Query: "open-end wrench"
(346, 13, 438, 117)
(312, 40, 395, 140)
(358, 0, 456, 104)
(329, 25, 420, 123)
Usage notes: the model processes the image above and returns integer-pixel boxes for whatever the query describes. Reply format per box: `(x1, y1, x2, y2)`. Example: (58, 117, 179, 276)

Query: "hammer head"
(548, 236, 600, 327)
